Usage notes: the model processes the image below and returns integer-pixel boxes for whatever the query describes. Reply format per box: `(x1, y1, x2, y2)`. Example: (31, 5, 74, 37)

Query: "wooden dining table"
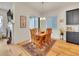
(35, 31, 47, 48)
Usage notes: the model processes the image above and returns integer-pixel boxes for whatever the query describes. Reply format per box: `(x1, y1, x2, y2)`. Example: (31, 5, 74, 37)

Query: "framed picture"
(20, 16, 26, 28)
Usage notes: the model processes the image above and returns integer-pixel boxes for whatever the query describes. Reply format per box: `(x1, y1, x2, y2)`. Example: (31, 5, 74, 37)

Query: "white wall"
(13, 3, 40, 44)
(44, 3, 79, 40)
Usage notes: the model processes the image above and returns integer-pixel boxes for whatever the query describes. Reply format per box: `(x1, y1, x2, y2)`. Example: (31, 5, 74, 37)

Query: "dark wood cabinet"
(66, 8, 79, 25)
(66, 32, 79, 44)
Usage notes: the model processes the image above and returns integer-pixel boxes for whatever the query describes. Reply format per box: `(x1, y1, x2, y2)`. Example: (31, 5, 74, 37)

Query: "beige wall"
(13, 3, 40, 44)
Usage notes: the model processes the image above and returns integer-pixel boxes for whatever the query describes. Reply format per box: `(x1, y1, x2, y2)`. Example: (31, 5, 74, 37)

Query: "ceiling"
(0, 2, 79, 13)
(26, 2, 79, 13)
(0, 2, 13, 10)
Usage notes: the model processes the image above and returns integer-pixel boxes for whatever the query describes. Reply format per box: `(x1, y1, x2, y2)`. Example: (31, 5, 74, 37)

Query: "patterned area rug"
(22, 40, 56, 56)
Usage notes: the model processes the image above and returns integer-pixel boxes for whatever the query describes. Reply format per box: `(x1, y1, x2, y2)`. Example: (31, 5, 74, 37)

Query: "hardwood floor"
(47, 40, 79, 56)
(8, 40, 30, 56)
(8, 45, 30, 56)
(8, 40, 79, 56)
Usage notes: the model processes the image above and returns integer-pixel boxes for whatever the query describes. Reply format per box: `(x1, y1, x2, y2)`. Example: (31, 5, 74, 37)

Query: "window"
(29, 16, 38, 29)
(46, 16, 59, 38)
(40, 17, 46, 31)
(46, 16, 58, 29)
(29, 16, 58, 29)
(0, 16, 3, 33)
(0, 16, 3, 28)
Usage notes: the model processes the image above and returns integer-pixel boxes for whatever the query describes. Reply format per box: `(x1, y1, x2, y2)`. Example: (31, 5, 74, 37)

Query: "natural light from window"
(0, 16, 3, 28)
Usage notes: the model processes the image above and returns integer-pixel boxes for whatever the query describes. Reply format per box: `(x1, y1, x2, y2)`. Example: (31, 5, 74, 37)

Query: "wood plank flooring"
(46, 40, 79, 56)
(8, 40, 79, 56)
(8, 44, 30, 56)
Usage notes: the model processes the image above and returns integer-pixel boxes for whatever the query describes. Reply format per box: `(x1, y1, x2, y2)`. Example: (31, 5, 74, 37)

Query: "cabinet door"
(66, 32, 79, 44)
(72, 9, 79, 25)
(66, 9, 79, 25)
(66, 11, 73, 25)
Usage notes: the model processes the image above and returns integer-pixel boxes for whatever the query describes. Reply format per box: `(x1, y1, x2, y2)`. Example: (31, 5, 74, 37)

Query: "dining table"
(35, 31, 47, 48)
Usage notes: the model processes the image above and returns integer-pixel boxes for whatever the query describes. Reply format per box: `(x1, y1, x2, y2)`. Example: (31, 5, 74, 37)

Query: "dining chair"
(45, 28, 52, 46)
(30, 28, 37, 43)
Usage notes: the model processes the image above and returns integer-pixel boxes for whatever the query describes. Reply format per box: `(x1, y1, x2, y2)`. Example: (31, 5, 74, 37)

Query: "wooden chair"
(30, 28, 37, 43)
(38, 34, 46, 48)
(45, 28, 52, 46)
(30, 28, 43, 48)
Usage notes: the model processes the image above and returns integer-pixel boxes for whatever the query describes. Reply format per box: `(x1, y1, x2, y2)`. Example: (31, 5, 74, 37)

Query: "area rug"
(22, 40, 56, 56)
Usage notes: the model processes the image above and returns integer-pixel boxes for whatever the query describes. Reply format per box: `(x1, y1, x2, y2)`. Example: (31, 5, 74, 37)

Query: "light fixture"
(41, 2, 44, 13)
(40, 17, 46, 20)
(40, 2, 46, 20)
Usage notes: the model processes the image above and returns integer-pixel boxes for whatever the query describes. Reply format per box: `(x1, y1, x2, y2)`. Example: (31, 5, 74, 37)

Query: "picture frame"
(20, 16, 26, 28)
